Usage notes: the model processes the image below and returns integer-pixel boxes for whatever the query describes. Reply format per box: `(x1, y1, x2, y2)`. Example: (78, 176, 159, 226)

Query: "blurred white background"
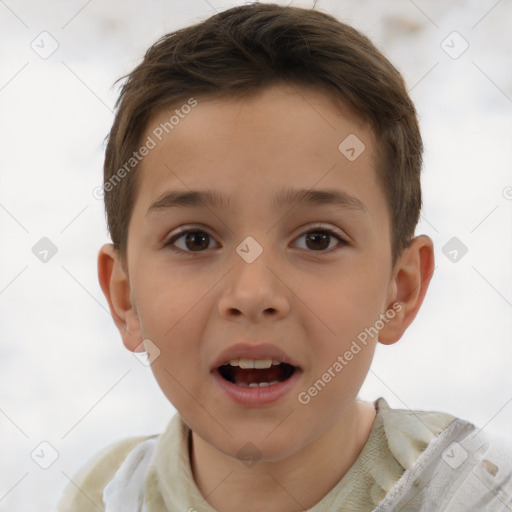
(1, 1, 511, 510)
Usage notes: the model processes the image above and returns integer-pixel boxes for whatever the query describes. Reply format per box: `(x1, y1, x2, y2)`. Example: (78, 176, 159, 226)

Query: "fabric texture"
(58, 398, 512, 511)
(103, 437, 158, 512)
(58, 435, 156, 512)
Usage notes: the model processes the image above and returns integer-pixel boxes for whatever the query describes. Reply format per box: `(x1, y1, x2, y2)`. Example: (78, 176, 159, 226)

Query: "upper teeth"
(228, 359, 281, 369)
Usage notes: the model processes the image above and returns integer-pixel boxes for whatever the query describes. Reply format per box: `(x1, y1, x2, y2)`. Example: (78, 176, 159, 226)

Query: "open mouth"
(217, 360, 296, 388)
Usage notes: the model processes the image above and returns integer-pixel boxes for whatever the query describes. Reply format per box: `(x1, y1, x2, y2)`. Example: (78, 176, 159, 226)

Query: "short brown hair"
(103, 2, 422, 267)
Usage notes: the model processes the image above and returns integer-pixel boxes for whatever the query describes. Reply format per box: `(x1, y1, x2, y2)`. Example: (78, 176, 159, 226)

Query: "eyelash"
(164, 224, 348, 256)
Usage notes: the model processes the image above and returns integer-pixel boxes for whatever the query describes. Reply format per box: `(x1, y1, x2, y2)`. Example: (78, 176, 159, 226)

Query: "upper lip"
(211, 343, 301, 371)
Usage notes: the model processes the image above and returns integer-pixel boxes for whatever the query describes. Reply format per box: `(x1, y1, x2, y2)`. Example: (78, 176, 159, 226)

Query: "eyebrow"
(147, 187, 368, 215)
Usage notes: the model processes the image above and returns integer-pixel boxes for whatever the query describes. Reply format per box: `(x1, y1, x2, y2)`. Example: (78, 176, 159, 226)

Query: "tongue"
(232, 366, 284, 385)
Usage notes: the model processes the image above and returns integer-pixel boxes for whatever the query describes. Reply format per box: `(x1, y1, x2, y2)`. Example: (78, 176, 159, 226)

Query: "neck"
(190, 400, 377, 512)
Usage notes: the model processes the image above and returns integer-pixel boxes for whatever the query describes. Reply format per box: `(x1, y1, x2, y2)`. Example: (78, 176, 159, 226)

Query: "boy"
(59, 3, 512, 511)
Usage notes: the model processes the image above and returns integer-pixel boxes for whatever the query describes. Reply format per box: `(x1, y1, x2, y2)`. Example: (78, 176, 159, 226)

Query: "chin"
(213, 425, 309, 464)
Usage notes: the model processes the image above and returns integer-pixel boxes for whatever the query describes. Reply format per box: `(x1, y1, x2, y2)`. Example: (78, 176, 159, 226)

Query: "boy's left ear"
(378, 235, 435, 345)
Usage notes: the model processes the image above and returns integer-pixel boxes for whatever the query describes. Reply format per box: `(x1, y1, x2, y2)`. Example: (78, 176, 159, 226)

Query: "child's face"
(121, 84, 400, 460)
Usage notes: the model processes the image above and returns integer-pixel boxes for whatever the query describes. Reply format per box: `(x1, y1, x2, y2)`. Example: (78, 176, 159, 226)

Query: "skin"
(98, 83, 434, 511)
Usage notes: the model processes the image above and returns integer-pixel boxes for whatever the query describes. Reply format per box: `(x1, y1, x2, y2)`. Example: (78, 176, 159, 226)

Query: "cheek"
(132, 267, 216, 397)
(134, 264, 211, 339)
(301, 263, 389, 348)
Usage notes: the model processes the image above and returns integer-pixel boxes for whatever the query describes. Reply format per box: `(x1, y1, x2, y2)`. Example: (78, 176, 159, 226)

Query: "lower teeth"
(236, 380, 279, 388)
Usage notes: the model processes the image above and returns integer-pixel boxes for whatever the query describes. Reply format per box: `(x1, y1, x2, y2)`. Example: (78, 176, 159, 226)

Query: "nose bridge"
(218, 233, 290, 319)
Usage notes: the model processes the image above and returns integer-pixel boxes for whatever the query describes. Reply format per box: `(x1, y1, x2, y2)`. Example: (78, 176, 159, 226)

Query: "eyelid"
(297, 223, 348, 241)
(166, 223, 215, 239)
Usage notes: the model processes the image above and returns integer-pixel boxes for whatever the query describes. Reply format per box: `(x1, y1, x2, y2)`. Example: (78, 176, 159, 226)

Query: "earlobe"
(97, 244, 142, 352)
(378, 235, 435, 345)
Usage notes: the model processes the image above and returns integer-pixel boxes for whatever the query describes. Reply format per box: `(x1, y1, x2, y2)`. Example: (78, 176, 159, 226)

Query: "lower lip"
(211, 368, 302, 407)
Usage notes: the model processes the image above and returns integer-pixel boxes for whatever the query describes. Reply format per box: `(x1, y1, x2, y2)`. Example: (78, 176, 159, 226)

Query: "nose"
(217, 246, 291, 323)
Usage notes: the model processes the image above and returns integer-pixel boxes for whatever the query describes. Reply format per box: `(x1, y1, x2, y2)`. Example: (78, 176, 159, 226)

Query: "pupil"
(306, 232, 329, 250)
(186, 231, 209, 251)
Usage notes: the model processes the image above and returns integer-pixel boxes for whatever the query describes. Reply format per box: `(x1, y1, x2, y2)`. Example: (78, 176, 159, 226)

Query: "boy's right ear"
(97, 243, 143, 352)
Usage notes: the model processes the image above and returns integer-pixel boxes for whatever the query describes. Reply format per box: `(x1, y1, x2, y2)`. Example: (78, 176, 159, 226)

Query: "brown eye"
(166, 230, 217, 254)
(183, 231, 210, 251)
(294, 227, 347, 252)
(305, 232, 331, 250)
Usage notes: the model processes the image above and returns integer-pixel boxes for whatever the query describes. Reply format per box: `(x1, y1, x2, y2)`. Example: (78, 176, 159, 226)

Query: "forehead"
(133, 84, 386, 221)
